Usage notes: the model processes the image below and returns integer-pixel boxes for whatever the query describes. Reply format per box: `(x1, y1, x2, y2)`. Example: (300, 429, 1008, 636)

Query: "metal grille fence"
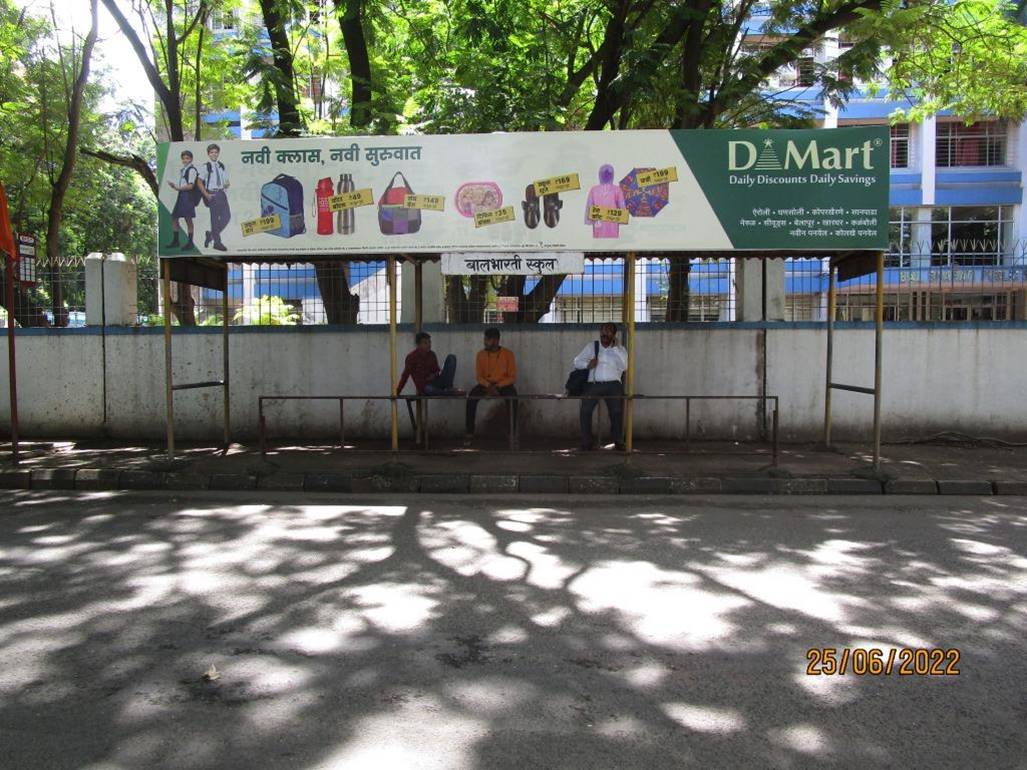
(2, 254, 1025, 328)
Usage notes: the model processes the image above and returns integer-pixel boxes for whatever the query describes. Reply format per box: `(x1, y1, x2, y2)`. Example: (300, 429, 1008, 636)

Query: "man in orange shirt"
(465, 327, 517, 446)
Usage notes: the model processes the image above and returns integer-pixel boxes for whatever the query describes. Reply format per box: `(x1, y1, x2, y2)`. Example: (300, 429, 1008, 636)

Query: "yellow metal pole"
(388, 254, 399, 451)
(162, 258, 175, 459)
(414, 259, 423, 445)
(222, 264, 230, 448)
(824, 261, 836, 446)
(873, 250, 884, 469)
(415, 259, 423, 331)
(625, 252, 636, 454)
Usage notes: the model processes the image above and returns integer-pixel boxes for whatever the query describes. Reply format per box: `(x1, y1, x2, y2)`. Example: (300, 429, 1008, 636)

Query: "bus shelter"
(150, 127, 890, 465)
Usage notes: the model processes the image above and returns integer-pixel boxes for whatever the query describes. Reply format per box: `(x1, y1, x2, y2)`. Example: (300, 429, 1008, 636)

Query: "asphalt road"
(0, 491, 1024, 769)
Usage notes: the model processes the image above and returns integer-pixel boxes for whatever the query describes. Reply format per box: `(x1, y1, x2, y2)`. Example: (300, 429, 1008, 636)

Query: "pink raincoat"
(584, 164, 626, 238)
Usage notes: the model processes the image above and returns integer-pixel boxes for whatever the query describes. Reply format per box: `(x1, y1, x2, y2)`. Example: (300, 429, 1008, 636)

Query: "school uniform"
(201, 159, 232, 248)
(171, 164, 198, 219)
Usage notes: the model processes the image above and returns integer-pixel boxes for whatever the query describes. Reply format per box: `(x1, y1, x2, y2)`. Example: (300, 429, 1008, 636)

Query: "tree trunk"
(257, 0, 304, 136)
(314, 262, 359, 323)
(665, 256, 691, 321)
(45, 0, 98, 328)
(259, 1, 360, 322)
(335, 0, 373, 128)
(445, 276, 489, 323)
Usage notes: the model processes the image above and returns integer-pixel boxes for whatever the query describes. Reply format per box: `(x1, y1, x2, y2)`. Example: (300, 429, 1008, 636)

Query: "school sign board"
(156, 127, 889, 258)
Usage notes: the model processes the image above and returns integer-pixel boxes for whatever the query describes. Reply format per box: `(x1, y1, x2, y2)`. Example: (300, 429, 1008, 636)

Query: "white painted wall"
(1, 326, 1025, 442)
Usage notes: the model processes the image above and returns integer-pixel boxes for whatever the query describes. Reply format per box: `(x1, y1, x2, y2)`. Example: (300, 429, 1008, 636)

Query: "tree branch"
(80, 147, 158, 196)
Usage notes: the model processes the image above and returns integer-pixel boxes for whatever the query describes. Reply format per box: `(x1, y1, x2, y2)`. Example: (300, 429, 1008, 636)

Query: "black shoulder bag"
(565, 340, 599, 396)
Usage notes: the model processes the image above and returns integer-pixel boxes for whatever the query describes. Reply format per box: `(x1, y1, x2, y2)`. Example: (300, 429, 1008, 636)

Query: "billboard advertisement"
(157, 127, 889, 258)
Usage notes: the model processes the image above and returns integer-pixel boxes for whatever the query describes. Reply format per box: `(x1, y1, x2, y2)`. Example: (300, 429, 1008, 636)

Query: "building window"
(890, 124, 909, 168)
(890, 206, 1014, 267)
(796, 57, 816, 87)
(936, 121, 1006, 167)
(888, 207, 912, 267)
(929, 206, 1012, 266)
(210, 9, 237, 32)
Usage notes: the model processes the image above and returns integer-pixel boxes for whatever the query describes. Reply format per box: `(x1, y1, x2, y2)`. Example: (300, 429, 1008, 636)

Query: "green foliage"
(0, 0, 155, 263)
(882, 0, 1027, 122)
(233, 294, 300, 325)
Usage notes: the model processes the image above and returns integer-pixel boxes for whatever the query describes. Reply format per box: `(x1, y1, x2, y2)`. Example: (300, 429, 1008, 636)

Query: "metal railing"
(257, 393, 779, 464)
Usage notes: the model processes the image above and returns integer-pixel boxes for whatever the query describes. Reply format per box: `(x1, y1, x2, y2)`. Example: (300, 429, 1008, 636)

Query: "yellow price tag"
(240, 214, 281, 237)
(328, 188, 374, 212)
(533, 173, 581, 197)
(474, 206, 516, 228)
(636, 166, 678, 187)
(589, 205, 629, 224)
(402, 194, 445, 211)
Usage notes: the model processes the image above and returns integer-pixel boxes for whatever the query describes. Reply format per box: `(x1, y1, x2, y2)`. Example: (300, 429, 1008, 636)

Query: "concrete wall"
(1, 325, 1025, 442)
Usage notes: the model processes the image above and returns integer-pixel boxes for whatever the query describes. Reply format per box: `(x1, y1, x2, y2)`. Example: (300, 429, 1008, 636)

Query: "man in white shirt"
(573, 321, 628, 450)
(196, 143, 231, 252)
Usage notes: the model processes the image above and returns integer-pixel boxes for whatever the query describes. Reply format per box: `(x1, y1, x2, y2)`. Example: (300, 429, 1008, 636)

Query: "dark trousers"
(580, 381, 624, 448)
(422, 354, 456, 395)
(209, 190, 231, 243)
(466, 384, 517, 435)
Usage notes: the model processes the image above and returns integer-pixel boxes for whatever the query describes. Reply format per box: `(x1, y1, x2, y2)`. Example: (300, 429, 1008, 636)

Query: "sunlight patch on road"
(661, 702, 746, 733)
(316, 700, 483, 769)
(769, 723, 833, 756)
(345, 582, 439, 633)
(570, 561, 751, 650)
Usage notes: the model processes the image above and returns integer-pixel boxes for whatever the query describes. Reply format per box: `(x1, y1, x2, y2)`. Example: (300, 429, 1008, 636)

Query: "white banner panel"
(157, 127, 889, 257)
(441, 252, 584, 275)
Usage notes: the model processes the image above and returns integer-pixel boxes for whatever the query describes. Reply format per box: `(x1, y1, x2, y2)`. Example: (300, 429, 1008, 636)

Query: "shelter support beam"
(222, 264, 230, 448)
(823, 251, 885, 470)
(414, 259, 423, 445)
(161, 258, 232, 459)
(162, 259, 174, 459)
(873, 249, 884, 469)
(823, 263, 836, 445)
(388, 254, 398, 451)
(625, 252, 636, 455)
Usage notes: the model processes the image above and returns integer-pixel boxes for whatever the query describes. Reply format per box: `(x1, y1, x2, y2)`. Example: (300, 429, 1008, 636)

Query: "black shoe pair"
(522, 186, 563, 229)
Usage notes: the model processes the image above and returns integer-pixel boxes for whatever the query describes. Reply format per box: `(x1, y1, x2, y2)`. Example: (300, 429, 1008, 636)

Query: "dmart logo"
(728, 137, 879, 171)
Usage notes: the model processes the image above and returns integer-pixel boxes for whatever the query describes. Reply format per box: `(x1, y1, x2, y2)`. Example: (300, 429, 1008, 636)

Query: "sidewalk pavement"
(1, 435, 1025, 495)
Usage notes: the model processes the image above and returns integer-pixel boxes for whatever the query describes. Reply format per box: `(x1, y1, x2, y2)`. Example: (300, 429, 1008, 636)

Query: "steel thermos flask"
(337, 174, 355, 234)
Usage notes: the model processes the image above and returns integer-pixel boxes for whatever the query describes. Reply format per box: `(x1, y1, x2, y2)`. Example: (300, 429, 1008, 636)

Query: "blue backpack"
(261, 174, 306, 238)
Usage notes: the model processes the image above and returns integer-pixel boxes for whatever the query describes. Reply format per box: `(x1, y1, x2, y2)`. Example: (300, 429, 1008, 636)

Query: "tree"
(95, 0, 222, 324)
(43, 0, 99, 328)
(882, 0, 1027, 122)
(253, 0, 362, 324)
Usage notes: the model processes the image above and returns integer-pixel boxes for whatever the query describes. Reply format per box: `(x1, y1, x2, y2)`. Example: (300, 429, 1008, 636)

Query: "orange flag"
(0, 181, 16, 259)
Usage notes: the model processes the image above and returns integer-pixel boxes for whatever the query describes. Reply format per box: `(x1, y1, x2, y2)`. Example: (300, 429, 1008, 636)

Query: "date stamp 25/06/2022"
(806, 648, 961, 676)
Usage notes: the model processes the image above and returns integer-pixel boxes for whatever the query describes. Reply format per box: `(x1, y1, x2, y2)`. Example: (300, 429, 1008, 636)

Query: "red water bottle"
(316, 177, 334, 235)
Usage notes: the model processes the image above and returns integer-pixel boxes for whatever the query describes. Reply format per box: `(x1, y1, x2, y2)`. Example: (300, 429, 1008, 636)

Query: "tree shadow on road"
(0, 491, 1025, 768)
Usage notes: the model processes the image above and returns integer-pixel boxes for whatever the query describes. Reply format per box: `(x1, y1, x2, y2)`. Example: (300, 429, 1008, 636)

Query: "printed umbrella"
(619, 168, 670, 218)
